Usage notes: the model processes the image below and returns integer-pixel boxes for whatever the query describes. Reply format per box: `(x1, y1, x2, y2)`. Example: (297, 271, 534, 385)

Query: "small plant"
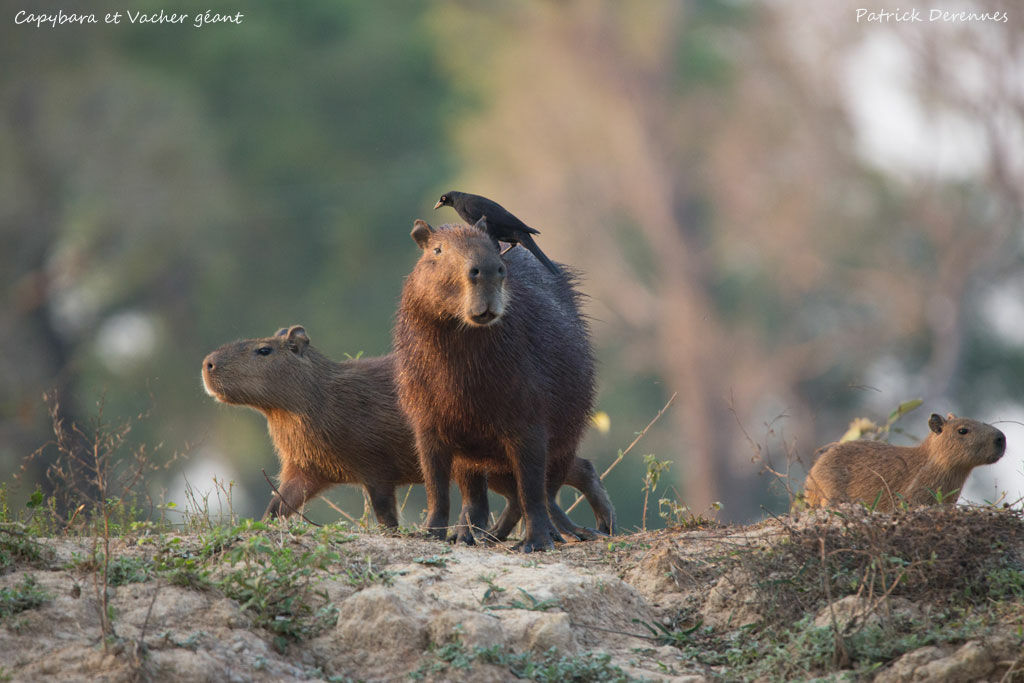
(342, 556, 397, 588)
(839, 399, 923, 444)
(484, 587, 559, 612)
(927, 486, 960, 505)
(658, 498, 722, 529)
(106, 555, 155, 585)
(218, 534, 340, 651)
(180, 476, 238, 533)
(633, 617, 701, 647)
(0, 574, 51, 618)
(640, 454, 672, 531)
(0, 523, 49, 571)
(477, 573, 507, 605)
(18, 392, 188, 651)
(983, 564, 1024, 600)
(412, 554, 449, 568)
(412, 634, 635, 682)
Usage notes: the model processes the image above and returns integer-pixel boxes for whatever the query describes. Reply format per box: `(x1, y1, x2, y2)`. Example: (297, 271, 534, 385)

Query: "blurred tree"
(0, 1, 455, 515)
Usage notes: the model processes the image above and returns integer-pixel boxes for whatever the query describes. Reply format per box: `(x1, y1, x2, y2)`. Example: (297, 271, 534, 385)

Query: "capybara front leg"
(512, 430, 558, 553)
(263, 471, 324, 520)
(416, 430, 452, 541)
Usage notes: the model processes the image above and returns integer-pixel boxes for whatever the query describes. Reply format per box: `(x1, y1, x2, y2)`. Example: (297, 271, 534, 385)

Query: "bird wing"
(492, 204, 540, 235)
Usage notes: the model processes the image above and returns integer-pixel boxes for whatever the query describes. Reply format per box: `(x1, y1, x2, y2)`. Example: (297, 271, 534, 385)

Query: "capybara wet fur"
(805, 412, 1006, 511)
(202, 326, 615, 532)
(394, 218, 597, 552)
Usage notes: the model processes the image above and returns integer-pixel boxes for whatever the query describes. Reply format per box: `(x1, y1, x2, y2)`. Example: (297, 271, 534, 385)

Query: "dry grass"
(740, 504, 1024, 626)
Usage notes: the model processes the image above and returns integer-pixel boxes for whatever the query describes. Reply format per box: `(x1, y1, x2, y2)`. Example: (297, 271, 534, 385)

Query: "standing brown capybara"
(201, 326, 615, 532)
(805, 412, 1006, 511)
(394, 218, 597, 552)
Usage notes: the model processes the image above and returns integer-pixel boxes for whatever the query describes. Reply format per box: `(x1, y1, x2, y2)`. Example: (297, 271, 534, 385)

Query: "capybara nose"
(995, 433, 1006, 450)
(468, 263, 505, 283)
(470, 310, 497, 325)
(203, 354, 217, 373)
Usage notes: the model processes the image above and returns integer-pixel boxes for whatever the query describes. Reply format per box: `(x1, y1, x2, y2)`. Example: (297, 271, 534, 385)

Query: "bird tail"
(521, 235, 562, 276)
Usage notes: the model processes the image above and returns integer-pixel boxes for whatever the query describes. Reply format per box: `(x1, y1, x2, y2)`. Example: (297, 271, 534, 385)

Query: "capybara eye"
(255, 346, 273, 356)
(433, 247, 442, 255)
(958, 427, 970, 435)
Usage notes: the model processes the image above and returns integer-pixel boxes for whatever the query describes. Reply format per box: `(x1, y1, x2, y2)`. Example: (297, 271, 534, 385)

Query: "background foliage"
(2, 0, 1021, 527)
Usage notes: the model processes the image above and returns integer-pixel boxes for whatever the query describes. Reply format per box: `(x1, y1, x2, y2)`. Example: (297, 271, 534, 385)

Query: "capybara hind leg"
(452, 471, 490, 545)
(365, 483, 399, 528)
(486, 472, 522, 541)
(564, 457, 616, 535)
(263, 473, 325, 520)
(548, 497, 599, 541)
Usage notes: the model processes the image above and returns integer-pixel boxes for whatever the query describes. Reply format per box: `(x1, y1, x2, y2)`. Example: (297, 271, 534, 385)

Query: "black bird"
(434, 191, 560, 275)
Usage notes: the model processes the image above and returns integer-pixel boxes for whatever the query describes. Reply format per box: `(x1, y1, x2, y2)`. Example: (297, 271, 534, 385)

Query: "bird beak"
(433, 200, 442, 210)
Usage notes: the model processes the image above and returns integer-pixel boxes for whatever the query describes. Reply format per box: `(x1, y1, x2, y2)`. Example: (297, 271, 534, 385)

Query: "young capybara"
(394, 218, 597, 552)
(201, 326, 615, 532)
(804, 412, 1006, 511)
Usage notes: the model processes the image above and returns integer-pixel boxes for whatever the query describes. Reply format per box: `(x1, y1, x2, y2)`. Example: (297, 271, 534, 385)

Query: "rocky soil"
(1, 505, 1023, 681)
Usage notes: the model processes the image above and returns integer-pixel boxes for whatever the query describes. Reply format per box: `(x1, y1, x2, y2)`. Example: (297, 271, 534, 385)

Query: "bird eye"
(256, 346, 273, 356)
(433, 246, 442, 255)
(957, 427, 970, 435)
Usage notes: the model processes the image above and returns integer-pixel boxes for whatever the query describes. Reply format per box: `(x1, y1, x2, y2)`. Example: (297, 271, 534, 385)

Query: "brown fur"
(201, 326, 615, 532)
(394, 220, 597, 551)
(805, 413, 1006, 511)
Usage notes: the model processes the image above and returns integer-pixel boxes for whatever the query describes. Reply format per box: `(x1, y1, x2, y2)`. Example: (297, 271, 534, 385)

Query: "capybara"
(805, 412, 1006, 511)
(394, 218, 597, 552)
(201, 326, 615, 532)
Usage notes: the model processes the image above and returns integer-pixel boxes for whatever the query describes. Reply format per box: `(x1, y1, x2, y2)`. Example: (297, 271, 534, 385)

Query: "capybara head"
(926, 413, 1006, 468)
(407, 219, 508, 327)
(202, 325, 316, 411)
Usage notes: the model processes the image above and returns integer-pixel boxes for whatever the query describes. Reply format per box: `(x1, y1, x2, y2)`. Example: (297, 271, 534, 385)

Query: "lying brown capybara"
(394, 218, 597, 552)
(201, 326, 615, 533)
(805, 412, 1006, 511)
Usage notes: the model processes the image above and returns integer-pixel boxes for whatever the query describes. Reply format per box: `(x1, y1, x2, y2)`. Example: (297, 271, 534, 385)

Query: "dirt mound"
(1, 505, 1022, 681)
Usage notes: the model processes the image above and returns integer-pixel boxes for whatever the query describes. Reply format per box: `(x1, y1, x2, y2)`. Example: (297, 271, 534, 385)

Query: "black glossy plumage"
(434, 190, 560, 275)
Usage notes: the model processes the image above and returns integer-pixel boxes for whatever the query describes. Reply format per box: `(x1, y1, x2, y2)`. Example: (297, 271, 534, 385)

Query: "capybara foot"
(421, 523, 448, 541)
(559, 525, 600, 542)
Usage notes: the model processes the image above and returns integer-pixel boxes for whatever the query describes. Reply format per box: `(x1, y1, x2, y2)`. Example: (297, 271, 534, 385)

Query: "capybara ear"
(286, 325, 309, 355)
(274, 328, 289, 337)
(946, 412, 957, 420)
(472, 215, 488, 233)
(928, 413, 945, 434)
(412, 220, 434, 249)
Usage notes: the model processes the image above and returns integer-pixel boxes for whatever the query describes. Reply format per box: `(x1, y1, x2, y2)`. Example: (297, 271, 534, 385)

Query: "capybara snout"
(466, 258, 507, 325)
